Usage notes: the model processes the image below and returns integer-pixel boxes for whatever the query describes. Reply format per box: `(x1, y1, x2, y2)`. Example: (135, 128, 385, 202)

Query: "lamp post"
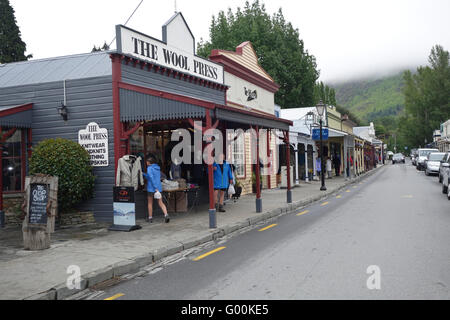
(316, 100, 327, 191)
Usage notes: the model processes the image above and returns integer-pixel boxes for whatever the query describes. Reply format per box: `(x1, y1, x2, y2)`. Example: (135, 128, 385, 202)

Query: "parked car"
(424, 152, 445, 176)
(416, 148, 439, 171)
(441, 158, 450, 200)
(392, 153, 405, 164)
(411, 149, 418, 166)
(439, 153, 450, 183)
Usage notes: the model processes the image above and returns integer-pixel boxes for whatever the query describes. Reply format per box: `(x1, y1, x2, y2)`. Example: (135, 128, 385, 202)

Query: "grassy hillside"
(333, 72, 406, 124)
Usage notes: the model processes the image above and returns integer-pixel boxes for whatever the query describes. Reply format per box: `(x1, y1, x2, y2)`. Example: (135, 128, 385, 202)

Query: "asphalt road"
(94, 160, 450, 300)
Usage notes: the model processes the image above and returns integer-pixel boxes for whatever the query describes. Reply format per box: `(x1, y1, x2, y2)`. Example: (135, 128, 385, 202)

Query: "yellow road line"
(297, 210, 309, 216)
(336, 195, 342, 199)
(259, 224, 278, 232)
(193, 247, 226, 261)
(346, 190, 351, 193)
(321, 202, 329, 206)
(104, 293, 124, 300)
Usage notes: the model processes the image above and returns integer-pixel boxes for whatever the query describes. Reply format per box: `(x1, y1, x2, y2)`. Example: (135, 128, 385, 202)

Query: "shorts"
(214, 188, 227, 191)
(147, 192, 155, 197)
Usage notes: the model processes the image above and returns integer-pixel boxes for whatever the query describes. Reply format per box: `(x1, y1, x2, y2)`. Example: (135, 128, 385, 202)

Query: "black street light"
(316, 100, 327, 191)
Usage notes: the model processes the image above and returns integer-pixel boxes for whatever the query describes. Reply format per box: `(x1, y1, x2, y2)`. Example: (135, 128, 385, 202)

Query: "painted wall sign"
(116, 25, 224, 84)
(78, 122, 109, 167)
(244, 87, 257, 101)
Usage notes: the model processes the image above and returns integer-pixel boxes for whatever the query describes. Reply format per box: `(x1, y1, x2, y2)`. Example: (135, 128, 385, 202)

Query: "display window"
(2, 128, 25, 192)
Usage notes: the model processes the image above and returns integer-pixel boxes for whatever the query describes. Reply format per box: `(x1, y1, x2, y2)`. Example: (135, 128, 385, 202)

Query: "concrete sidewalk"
(0, 165, 385, 300)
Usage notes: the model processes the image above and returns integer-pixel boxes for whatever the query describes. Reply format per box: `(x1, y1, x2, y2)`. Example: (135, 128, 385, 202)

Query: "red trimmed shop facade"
(0, 12, 292, 227)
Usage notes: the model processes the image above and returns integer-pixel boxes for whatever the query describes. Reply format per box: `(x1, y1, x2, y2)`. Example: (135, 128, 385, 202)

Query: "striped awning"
(0, 103, 33, 128)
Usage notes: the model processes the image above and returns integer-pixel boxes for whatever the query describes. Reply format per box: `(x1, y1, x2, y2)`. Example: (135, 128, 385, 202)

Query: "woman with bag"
(143, 154, 170, 224)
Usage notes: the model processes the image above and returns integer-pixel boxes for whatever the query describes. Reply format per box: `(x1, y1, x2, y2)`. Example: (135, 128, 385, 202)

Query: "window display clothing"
(116, 155, 144, 191)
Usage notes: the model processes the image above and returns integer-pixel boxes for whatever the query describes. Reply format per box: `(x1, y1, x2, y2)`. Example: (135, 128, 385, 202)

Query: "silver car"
(439, 153, 450, 183)
(425, 152, 446, 176)
(416, 148, 439, 171)
(442, 158, 450, 200)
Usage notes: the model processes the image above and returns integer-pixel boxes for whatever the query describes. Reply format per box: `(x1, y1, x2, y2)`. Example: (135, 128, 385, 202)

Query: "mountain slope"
(333, 72, 406, 123)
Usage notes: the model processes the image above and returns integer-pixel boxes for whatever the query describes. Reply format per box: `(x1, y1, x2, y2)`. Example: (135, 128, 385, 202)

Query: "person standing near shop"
(316, 157, 322, 179)
(326, 156, 332, 179)
(333, 153, 341, 177)
(213, 153, 233, 213)
(143, 154, 170, 224)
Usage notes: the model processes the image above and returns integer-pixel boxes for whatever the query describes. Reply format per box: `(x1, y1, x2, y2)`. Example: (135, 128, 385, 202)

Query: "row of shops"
(0, 12, 383, 227)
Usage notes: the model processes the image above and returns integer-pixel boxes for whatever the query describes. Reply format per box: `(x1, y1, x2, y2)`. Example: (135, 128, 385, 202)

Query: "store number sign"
(78, 122, 109, 167)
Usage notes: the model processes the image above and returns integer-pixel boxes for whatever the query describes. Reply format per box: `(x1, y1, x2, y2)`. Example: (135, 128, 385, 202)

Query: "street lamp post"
(316, 101, 327, 191)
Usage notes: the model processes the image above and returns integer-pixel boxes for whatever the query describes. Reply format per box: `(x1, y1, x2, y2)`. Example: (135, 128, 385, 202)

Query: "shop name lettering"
(131, 37, 219, 80)
(32, 186, 47, 202)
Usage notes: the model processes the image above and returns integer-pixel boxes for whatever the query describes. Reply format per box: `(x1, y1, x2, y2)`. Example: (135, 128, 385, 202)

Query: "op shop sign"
(78, 122, 109, 167)
(116, 25, 224, 84)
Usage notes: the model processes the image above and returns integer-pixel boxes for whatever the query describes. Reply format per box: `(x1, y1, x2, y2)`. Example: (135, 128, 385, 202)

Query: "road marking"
(353, 186, 357, 189)
(259, 224, 278, 232)
(104, 293, 124, 300)
(336, 195, 342, 199)
(297, 210, 309, 216)
(402, 195, 413, 199)
(193, 247, 226, 261)
(346, 190, 351, 193)
(321, 202, 329, 206)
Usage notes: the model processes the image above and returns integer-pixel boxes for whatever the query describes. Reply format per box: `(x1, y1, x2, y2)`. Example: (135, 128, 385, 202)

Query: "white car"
(424, 152, 445, 176)
(416, 148, 439, 171)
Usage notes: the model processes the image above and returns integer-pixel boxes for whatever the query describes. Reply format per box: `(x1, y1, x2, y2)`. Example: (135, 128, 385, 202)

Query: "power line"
(108, 0, 144, 48)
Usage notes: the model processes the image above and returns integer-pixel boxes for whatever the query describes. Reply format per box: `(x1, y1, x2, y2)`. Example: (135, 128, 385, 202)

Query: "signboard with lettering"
(113, 187, 136, 227)
(78, 122, 109, 167)
(116, 25, 224, 84)
(28, 183, 49, 225)
(312, 129, 329, 141)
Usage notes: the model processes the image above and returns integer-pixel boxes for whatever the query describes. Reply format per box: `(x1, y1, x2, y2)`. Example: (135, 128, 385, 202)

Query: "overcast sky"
(9, 0, 450, 83)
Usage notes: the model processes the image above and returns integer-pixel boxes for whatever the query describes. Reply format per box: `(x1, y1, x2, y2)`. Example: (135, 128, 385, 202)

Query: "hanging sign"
(312, 129, 329, 141)
(78, 122, 109, 167)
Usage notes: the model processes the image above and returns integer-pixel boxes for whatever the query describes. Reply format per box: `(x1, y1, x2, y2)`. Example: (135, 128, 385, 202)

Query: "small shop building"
(0, 12, 292, 226)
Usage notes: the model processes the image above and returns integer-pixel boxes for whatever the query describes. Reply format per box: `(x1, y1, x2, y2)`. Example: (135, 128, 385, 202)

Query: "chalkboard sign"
(28, 183, 49, 225)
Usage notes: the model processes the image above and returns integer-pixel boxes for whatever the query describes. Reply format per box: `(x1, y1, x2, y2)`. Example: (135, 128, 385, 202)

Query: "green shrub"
(29, 138, 95, 213)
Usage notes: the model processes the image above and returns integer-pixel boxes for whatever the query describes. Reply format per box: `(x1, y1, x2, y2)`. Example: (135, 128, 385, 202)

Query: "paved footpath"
(0, 166, 383, 300)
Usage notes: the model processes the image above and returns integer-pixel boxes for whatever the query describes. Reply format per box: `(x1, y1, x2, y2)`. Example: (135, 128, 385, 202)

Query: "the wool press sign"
(78, 122, 109, 167)
(116, 25, 224, 84)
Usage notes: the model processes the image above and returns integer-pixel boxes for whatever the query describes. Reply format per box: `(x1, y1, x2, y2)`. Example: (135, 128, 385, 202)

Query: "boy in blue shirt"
(143, 154, 169, 223)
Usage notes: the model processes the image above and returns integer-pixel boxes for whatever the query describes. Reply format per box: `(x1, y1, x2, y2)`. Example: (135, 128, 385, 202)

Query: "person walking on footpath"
(213, 153, 233, 213)
(326, 156, 332, 179)
(316, 157, 322, 179)
(143, 154, 170, 224)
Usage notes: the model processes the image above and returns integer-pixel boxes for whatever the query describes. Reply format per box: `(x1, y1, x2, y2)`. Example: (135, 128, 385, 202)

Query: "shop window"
(232, 133, 245, 178)
(2, 129, 23, 192)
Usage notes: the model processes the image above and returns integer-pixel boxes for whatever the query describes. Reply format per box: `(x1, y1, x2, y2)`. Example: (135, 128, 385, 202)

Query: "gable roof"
(0, 51, 112, 88)
(211, 42, 274, 82)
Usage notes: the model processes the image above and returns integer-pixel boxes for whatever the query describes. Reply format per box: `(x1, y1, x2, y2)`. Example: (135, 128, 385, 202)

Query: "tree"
(0, 0, 32, 63)
(92, 41, 110, 52)
(197, 0, 319, 108)
(400, 45, 450, 148)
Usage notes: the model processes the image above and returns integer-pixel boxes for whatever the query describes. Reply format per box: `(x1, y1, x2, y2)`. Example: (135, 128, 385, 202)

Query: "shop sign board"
(28, 183, 49, 225)
(113, 187, 136, 227)
(312, 128, 329, 141)
(78, 122, 109, 167)
(116, 25, 224, 84)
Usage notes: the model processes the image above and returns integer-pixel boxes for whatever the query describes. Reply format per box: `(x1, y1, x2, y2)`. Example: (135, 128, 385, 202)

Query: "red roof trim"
(0, 103, 33, 118)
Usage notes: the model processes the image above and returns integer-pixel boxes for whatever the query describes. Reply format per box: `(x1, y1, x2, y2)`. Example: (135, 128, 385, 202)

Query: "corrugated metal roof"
(0, 51, 113, 88)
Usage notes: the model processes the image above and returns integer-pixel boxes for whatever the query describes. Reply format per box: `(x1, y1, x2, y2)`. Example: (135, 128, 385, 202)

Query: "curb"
(26, 165, 385, 300)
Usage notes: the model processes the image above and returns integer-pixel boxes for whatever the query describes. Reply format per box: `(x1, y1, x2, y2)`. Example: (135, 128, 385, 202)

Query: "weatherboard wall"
(0, 76, 115, 222)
